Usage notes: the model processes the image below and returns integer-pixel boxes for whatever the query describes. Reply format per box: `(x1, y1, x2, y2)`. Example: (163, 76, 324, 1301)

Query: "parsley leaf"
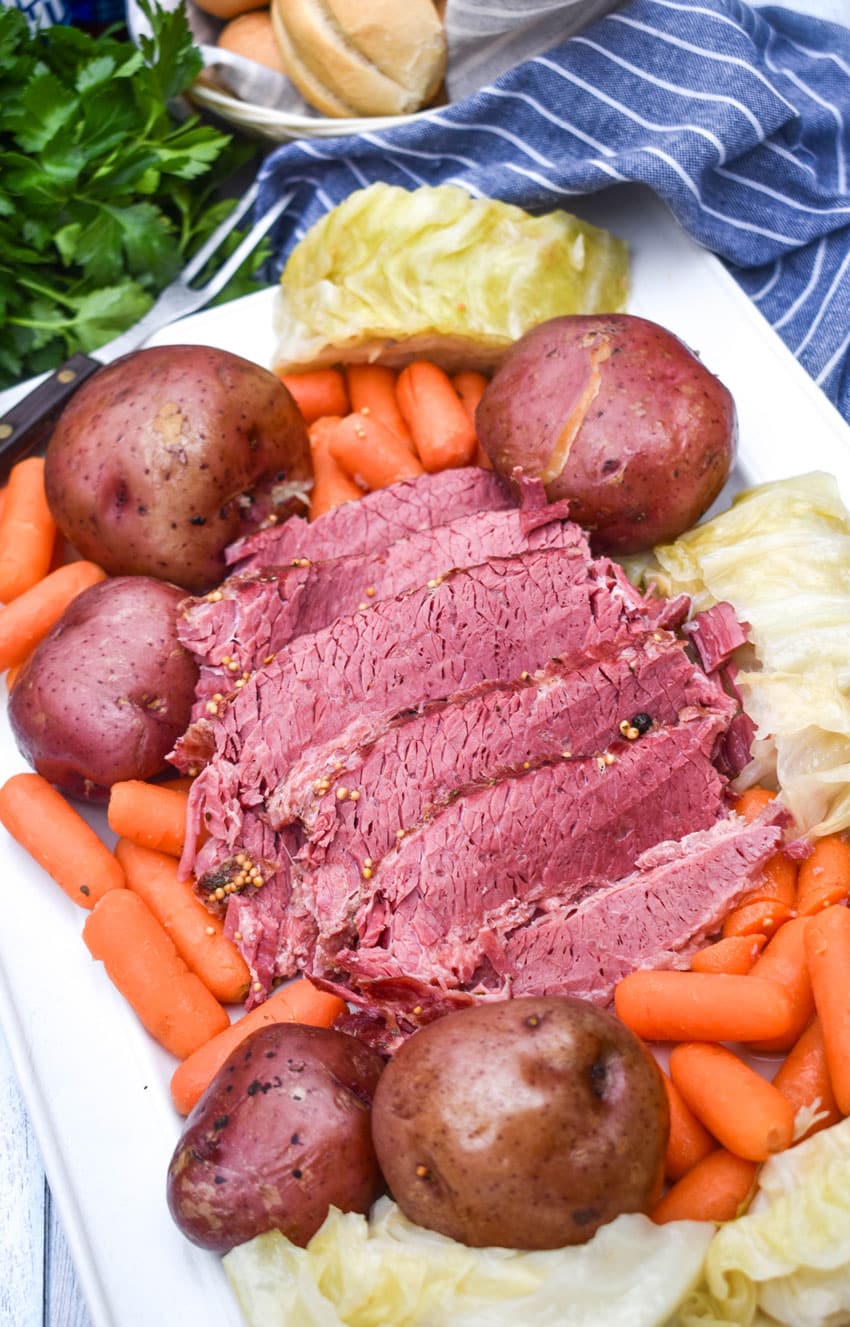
(0, 0, 266, 390)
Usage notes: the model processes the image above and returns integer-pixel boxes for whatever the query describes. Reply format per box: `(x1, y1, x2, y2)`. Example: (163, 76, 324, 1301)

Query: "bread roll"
(269, 0, 446, 118)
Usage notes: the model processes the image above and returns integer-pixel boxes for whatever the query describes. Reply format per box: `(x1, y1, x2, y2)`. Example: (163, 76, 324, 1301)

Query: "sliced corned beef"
(282, 642, 734, 965)
(682, 601, 750, 673)
(173, 545, 658, 783)
(180, 492, 767, 1029)
(338, 711, 729, 989)
(180, 505, 589, 708)
(499, 808, 786, 1004)
(226, 467, 512, 571)
(186, 795, 317, 1005)
(285, 633, 729, 841)
(318, 808, 787, 1048)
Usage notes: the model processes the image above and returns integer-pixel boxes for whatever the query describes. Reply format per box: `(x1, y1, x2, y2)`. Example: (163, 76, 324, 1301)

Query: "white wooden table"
(1, 1, 848, 1324)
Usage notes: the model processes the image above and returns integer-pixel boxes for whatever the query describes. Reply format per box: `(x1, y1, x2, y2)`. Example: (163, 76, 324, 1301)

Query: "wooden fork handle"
(0, 352, 104, 478)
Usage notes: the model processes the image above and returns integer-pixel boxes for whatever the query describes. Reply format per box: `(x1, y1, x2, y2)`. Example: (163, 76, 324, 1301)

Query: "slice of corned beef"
(180, 504, 589, 709)
(337, 711, 729, 989)
(497, 806, 786, 1003)
(275, 631, 731, 836)
(682, 601, 750, 673)
(320, 808, 787, 1051)
(186, 794, 318, 1006)
(173, 544, 660, 783)
(226, 467, 512, 571)
(283, 641, 734, 965)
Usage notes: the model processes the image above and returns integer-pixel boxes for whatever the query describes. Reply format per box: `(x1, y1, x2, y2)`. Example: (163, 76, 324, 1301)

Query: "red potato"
(8, 576, 198, 800)
(475, 313, 737, 554)
(371, 996, 669, 1249)
(167, 1022, 386, 1253)
(44, 345, 312, 593)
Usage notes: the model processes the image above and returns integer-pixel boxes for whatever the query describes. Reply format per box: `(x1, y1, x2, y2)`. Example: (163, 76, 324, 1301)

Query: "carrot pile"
(279, 360, 489, 520)
(0, 762, 352, 1087)
(613, 786, 850, 1225)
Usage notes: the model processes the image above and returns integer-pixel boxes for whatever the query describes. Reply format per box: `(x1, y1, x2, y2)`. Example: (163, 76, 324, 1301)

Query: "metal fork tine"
(192, 188, 296, 302)
(178, 179, 261, 285)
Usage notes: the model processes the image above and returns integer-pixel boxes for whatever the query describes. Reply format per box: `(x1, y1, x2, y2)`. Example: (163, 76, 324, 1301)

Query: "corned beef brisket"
(174, 470, 780, 1032)
(180, 500, 589, 712)
(226, 466, 512, 571)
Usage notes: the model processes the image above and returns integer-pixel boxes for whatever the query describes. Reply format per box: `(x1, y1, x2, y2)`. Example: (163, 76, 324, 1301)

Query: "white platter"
(1, 181, 849, 1327)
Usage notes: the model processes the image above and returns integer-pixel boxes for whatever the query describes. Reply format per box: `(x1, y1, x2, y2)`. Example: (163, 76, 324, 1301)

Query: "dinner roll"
(269, 0, 447, 118)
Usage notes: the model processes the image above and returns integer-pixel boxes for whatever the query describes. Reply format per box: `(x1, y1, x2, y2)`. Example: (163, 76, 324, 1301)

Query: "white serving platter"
(1, 180, 849, 1327)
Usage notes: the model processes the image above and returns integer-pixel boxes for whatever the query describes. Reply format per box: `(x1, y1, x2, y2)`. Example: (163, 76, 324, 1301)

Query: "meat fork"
(0, 180, 294, 477)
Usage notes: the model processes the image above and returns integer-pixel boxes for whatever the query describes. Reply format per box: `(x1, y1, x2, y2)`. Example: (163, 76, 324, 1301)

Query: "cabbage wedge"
(639, 472, 850, 837)
(678, 1118, 850, 1327)
(272, 183, 629, 374)
(224, 1198, 712, 1327)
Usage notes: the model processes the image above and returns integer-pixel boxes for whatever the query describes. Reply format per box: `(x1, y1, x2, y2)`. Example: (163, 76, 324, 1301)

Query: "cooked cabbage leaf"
(223, 1198, 712, 1327)
(638, 472, 850, 836)
(677, 1118, 850, 1327)
(272, 183, 629, 373)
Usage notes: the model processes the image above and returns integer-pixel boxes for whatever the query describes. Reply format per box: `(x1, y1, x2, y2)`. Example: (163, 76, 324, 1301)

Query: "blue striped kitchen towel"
(256, 0, 850, 425)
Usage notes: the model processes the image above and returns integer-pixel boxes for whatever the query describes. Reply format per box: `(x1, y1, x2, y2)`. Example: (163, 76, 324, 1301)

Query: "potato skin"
(166, 1022, 386, 1253)
(476, 314, 736, 554)
(371, 996, 668, 1250)
(44, 345, 311, 593)
(8, 575, 197, 801)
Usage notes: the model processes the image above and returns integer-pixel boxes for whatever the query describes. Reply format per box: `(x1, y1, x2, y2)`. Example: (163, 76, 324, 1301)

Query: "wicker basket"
(188, 77, 429, 142)
(125, 0, 428, 141)
(126, 0, 620, 143)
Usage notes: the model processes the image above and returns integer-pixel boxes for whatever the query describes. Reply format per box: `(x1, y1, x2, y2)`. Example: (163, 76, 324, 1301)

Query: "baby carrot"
(0, 457, 56, 603)
(690, 934, 767, 975)
(345, 364, 414, 448)
(669, 1042, 796, 1161)
(747, 917, 814, 1054)
(169, 978, 347, 1115)
(278, 368, 349, 423)
(796, 835, 850, 917)
(328, 412, 424, 491)
(0, 771, 125, 909)
(745, 852, 798, 910)
(114, 838, 250, 1005)
(395, 360, 478, 472)
(83, 888, 229, 1060)
(613, 970, 795, 1044)
(451, 370, 489, 422)
(721, 855, 797, 938)
(772, 1016, 842, 1140)
(661, 1069, 716, 1181)
(0, 560, 106, 672)
(651, 1148, 759, 1225)
(805, 904, 850, 1115)
(733, 787, 778, 822)
(721, 895, 795, 940)
(108, 780, 190, 859)
(307, 416, 363, 521)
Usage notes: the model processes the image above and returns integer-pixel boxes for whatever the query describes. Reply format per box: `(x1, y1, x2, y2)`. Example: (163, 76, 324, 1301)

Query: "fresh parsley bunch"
(0, 0, 266, 389)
